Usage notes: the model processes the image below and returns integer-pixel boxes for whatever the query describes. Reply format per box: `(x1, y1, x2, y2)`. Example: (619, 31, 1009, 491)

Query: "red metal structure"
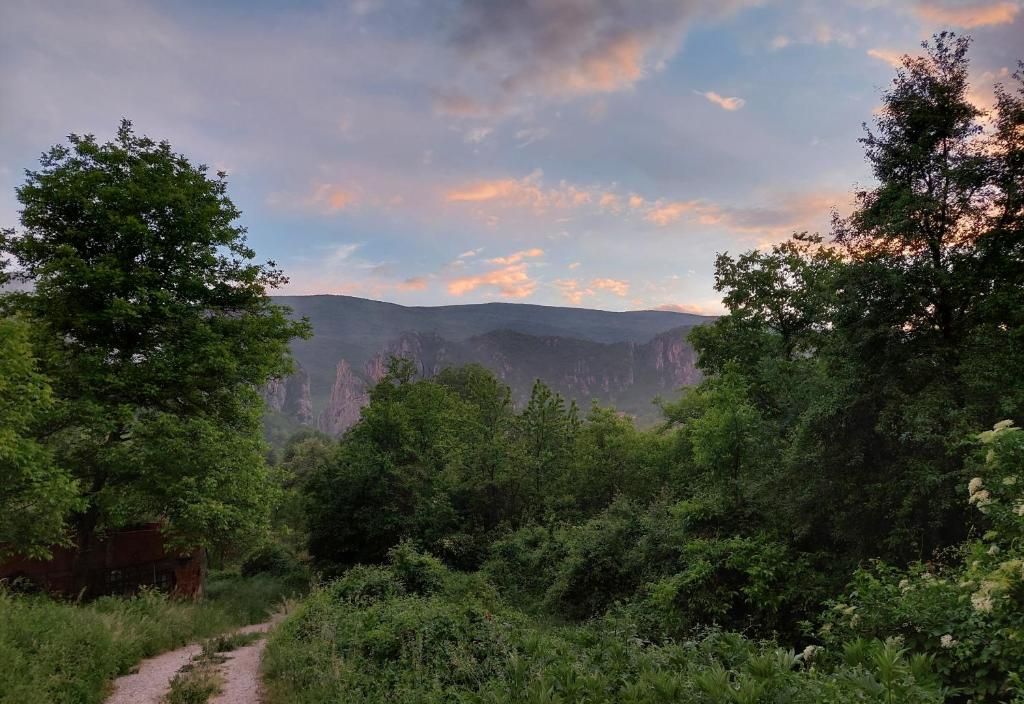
(0, 524, 205, 598)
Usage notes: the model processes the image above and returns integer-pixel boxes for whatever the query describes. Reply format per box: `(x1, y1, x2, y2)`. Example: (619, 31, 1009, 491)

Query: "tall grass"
(0, 572, 305, 704)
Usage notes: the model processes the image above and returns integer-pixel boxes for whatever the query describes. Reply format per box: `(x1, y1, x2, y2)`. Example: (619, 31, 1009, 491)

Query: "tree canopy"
(0, 120, 310, 552)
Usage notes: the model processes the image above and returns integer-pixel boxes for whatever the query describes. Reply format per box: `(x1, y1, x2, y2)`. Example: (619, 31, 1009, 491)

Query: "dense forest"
(2, 33, 1024, 703)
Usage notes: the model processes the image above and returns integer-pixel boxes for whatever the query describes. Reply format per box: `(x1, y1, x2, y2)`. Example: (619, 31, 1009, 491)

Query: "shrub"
(263, 561, 943, 704)
(240, 542, 302, 578)
(816, 422, 1024, 702)
(386, 541, 447, 596)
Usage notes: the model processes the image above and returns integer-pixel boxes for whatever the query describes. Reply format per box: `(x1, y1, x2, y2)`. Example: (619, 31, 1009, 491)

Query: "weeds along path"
(105, 616, 282, 704)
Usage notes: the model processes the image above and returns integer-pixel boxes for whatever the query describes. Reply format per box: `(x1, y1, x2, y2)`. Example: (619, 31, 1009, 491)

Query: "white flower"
(969, 489, 992, 507)
(801, 645, 820, 661)
(972, 593, 994, 613)
(989, 545, 1001, 555)
(1015, 502, 1024, 517)
(940, 634, 957, 649)
(969, 477, 984, 495)
(994, 419, 1015, 431)
(1003, 476, 1018, 486)
(899, 579, 911, 592)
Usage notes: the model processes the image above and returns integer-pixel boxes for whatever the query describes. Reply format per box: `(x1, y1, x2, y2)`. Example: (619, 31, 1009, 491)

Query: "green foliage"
(0, 573, 299, 704)
(0, 317, 82, 558)
(0, 120, 310, 553)
(263, 554, 942, 704)
(240, 541, 304, 579)
(688, 36, 1024, 564)
(817, 422, 1024, 702)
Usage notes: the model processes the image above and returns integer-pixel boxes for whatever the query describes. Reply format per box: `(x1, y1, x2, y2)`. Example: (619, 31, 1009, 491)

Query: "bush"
(240, 542, 303, 578)
(263, 560, 943, 704)
(386, 541, 447, 596)
(482, 524, 568, 604)
(815, 422, 1024, 702)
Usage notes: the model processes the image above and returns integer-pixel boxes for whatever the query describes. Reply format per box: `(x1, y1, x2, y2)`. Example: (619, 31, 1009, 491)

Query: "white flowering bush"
(817, 421, 1024, 702)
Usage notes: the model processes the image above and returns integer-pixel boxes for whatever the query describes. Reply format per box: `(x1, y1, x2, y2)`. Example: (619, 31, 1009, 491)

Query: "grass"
(0, 571, 306, 704)
(162, 630, 264, 704)
(163, 662, 224, 704)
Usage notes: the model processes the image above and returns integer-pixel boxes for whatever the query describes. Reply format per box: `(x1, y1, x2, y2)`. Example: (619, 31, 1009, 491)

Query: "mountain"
(267, 295, 714, 436)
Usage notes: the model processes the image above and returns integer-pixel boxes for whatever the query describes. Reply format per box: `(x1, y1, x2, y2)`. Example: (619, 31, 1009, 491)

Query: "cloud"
(555, 278, 590, 305)
(308, 183, 358, 212)
(699, 90, 746, 111)
(457, 248, 484, 259)
(568, 261, 582, 270)
(445, 170, 594, 214)
(655, 301, 724, 315)
(515, 127, 550, 147)
(448, 263, 536, 298)
(598, 192, 622, 212)
(440, 0, 756, 115)
(556, 276, 630, 303)
(463, 126, 494, 144)
(645, 200, 701, 225)
(591, 277, 630, 296)
(867, 48, 905, 68)
(397, 276, 429, 291)
(913, 1, 1019, 27)
(487, 248, 545, 265)
(770, 35, 791, 50)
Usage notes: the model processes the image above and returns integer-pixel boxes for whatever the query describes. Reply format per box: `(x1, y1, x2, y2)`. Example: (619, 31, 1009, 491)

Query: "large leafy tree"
(0, 121, 309, 550)
(0, 318, 82, 558)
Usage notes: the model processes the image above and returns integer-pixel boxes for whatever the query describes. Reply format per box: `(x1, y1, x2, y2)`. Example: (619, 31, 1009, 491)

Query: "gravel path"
(209, 633, 271, 704)
(105, 618, 280, 704)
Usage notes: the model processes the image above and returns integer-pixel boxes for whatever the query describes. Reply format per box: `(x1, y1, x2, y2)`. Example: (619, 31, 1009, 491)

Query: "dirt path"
(105, 618, 280, 704)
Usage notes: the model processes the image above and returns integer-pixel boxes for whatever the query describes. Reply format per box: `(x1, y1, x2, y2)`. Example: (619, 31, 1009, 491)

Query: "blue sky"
(1, 0, 1021, 313)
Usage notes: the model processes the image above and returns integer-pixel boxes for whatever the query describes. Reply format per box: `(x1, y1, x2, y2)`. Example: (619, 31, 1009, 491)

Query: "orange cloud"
(913, 1, 1018, 27)
(700, 91, 746, 111)
(448, 263, 536, 298)
(552, 33, 647, 95)
(645, 200, 701, 226)
(487, 248, 544, 266)
(591, 278, 630, 297)
(307, 183, 357, 212)
(555, 279, 591, 305)
(655, 302, 724, 316)
(445, 171, 595, 215)
(397, 276, 428, 292)
(867, 48, 905, 68)
(599, 192, 622, 212)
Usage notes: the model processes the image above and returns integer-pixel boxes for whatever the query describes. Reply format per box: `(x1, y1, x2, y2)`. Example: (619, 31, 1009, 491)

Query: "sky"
(1, 1, 1021, 314)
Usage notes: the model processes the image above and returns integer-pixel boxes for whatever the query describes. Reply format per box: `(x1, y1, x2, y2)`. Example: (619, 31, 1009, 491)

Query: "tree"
(0, 121, 310, 551)
(517, 380, 579, 516)
(0, 318, 81, 558)
(687, 35, 1024, 562)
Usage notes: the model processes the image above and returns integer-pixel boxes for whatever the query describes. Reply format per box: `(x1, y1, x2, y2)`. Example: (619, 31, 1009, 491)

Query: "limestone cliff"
(317, 360, 369, 436)
(261, 363, 313, 426)
(309, 326, 702, 435)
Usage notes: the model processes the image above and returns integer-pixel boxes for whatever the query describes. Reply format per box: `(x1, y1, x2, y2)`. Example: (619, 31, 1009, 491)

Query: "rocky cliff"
(306, 326, 702, 436)
(261, 363, 313, 426)
(317, 360, 370, 436)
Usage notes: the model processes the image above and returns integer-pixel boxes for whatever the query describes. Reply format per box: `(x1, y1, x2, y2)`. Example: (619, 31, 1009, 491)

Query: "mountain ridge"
(266, 295, 714, 439)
